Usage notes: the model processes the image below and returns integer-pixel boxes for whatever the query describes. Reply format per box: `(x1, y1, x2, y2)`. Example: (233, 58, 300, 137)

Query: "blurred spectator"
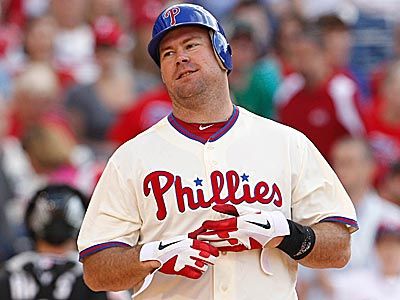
(65, 16, 134, 158)
(329, 137, 400, 267)
(229, 20, 281, 118)
(1, 106, 70, 260)
(0, 93, 40, 202)
(228, 0, 281, 119)
(331, 221, 400, 300)
(2, 100, 98, 259)
(8, 62, 64, 139)
(363, 60, 400, 183)
(276, 24, 365, 159)
(21, 121, 78, 187)
(88, 0, 128, 25)
(230, 0, 271, 54)
(370, 23, 400, 99)
(379, 161, 400, 207)
(273, 12, 306, 77)
(297, 136, 400, 299)
(0, 184, 110, 299)
(279, 0, 399, 97)
(23, 15, 56, 64)
(20, 117, 98, 193)
(87, 0, 135, 55)
(107, 86, 171, 146)
(316, 14, 354, 77)
(22, 15, 75, 90)
(2, 117, 98, 254)
(128, 0, 164, 93)
(51, 0, 97, 83)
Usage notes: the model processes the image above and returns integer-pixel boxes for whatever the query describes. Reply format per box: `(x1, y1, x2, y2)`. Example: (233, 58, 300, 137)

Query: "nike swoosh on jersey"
(199, 124, 213, 130)
(158, 239, 183, 250)
(246, 220, 271, 230)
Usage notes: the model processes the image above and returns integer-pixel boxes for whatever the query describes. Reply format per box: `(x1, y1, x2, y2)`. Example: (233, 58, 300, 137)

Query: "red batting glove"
(190, 204, 290, 252)
(140, 235, 219, 279)
(134, 235, 219, 297)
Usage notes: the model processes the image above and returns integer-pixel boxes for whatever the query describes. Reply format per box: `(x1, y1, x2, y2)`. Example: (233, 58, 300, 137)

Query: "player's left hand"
(190, 204, 290, 252)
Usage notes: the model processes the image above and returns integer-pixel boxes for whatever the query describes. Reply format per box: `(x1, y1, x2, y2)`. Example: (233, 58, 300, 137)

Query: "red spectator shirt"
(276, 72, 365, 159)
(363, 99, 400, 178)
(107, 86, 172, 146)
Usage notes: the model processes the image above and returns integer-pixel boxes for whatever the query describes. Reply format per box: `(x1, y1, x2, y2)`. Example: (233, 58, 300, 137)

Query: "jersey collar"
(167, 105, 239, 144)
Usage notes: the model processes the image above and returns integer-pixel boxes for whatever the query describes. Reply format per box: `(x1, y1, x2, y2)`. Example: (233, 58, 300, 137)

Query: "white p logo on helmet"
(163, 7, 181, 26)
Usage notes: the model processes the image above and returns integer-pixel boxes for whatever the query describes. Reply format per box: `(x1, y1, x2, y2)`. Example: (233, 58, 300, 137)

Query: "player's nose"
(176, 50, 190, 65)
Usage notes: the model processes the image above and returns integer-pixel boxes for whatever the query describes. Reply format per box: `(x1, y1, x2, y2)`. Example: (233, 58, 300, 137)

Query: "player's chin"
(175, 87, 200, 99)
(174, 81, 207, 99)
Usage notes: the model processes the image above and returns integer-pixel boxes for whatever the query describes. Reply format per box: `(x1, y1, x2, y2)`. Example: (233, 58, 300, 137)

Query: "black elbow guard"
(277, 219, 316, 260)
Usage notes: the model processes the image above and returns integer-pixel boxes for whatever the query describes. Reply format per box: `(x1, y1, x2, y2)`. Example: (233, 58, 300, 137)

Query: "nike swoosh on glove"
(134, 235, 219, 297)
(140, 235, 219, 278)
(190, 204, 290, 252)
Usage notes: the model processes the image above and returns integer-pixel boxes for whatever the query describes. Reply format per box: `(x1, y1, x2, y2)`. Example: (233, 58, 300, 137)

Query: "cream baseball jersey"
(78, 106, 358, 300)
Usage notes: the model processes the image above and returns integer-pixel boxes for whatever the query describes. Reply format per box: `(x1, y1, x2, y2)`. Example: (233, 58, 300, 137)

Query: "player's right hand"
(140, 235, 219, 279)
(189, 204, 290, 252)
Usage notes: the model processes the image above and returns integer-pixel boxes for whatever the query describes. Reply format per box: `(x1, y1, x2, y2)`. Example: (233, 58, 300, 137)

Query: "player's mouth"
(176, 70, 198, 80)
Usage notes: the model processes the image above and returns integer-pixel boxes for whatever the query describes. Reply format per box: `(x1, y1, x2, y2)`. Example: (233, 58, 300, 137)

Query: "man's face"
(26, 17, 56, 61)
(231, 34, 257, 71)
(376, 235, 400, 275)
(294, 38, 325, 78)
(323, 30, 352, 68)
(331, 140, 374, 196)
(159, 26, 225, 104)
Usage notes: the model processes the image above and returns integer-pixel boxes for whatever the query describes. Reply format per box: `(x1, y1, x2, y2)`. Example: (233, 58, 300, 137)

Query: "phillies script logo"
(143, 170, 283, 220)
(163, 7, 180, 26)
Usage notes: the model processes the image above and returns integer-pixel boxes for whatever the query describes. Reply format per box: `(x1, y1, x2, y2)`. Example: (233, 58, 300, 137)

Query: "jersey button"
(221, 251, 227, 255)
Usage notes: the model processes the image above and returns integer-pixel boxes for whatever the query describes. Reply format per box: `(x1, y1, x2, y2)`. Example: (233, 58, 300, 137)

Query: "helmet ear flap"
(211, 30, 233, 74)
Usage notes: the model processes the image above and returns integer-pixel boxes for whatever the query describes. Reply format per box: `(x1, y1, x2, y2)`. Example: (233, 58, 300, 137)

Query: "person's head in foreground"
(25, 184, 87, 253)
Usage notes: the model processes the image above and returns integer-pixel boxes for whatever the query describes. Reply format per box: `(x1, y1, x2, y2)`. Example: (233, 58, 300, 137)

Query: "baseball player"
(78, 4, 358, 300)
(0, 184, 108, 299)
